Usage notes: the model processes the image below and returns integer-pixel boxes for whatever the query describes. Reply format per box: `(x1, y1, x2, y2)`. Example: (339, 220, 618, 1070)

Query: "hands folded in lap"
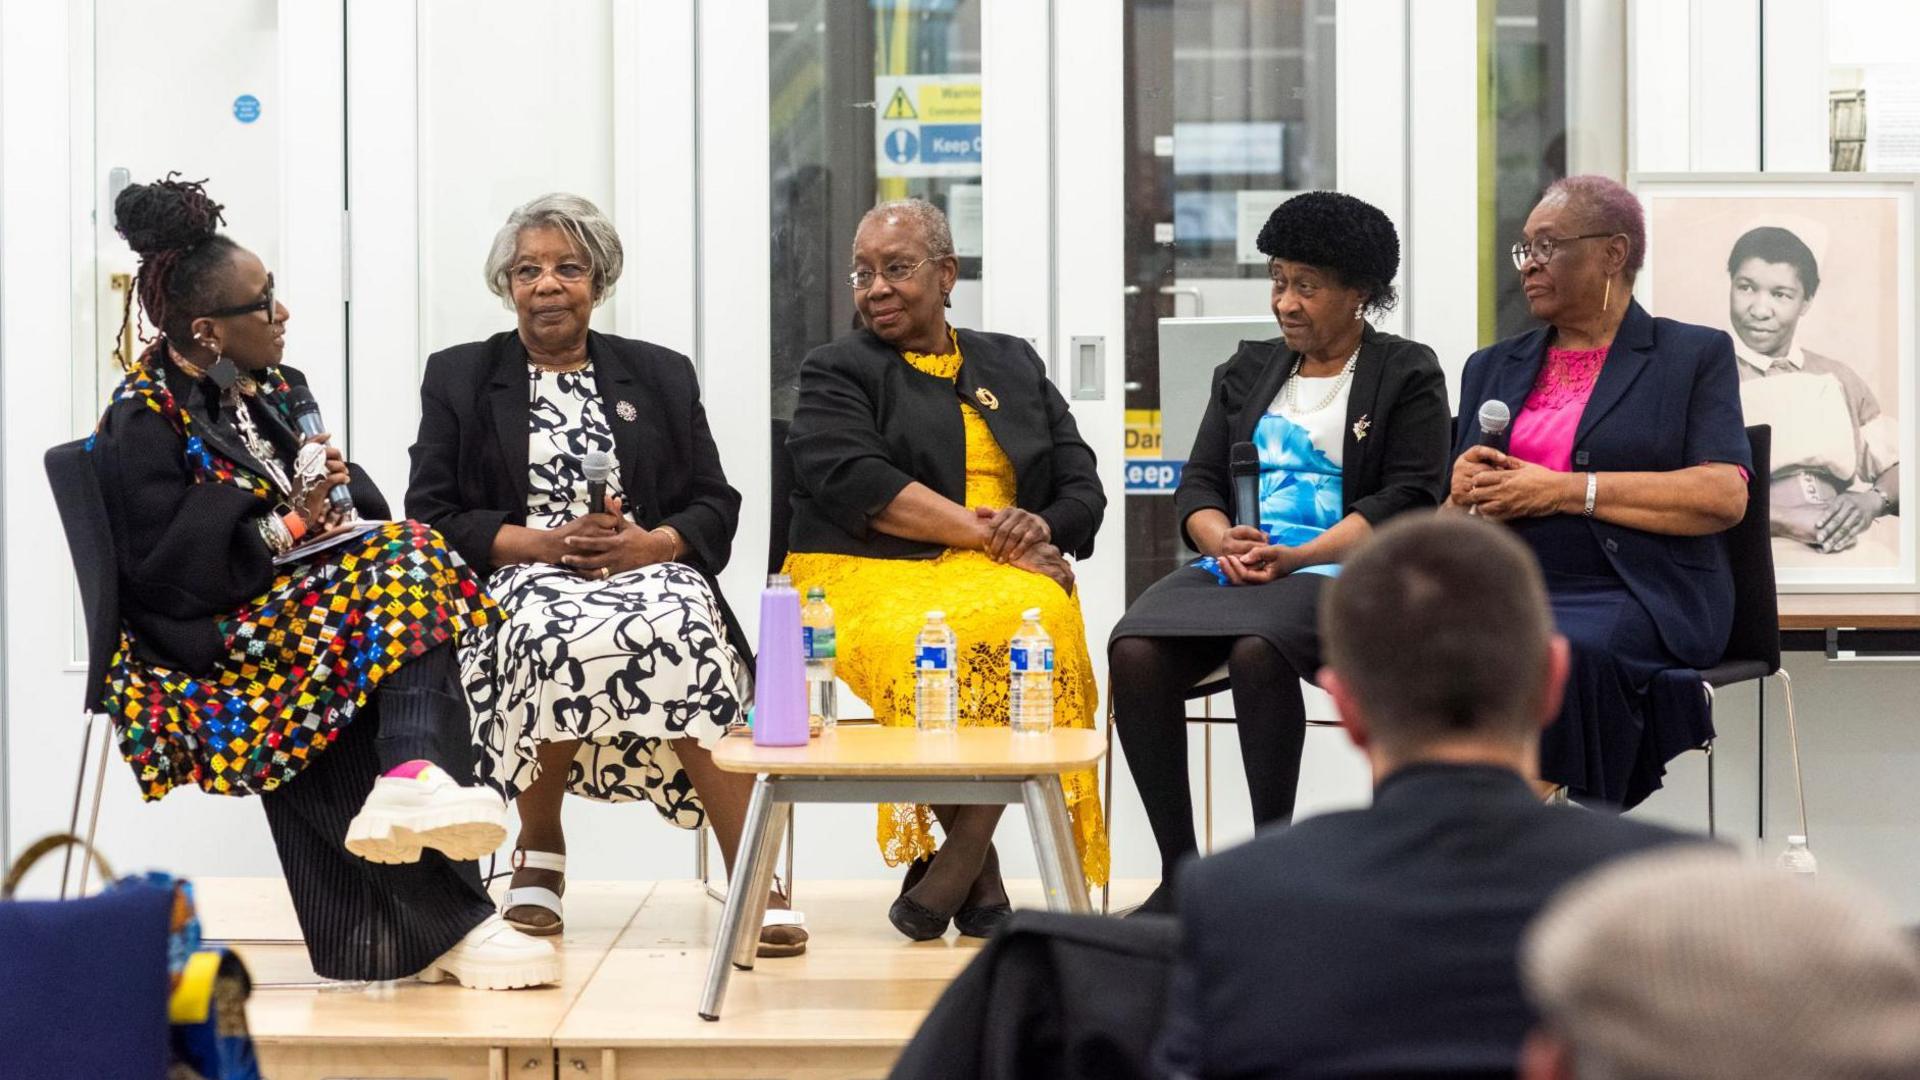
(1452, 446, 1570, 522)
(976, 506, 1075, 594)
(553, 495, 676, 577)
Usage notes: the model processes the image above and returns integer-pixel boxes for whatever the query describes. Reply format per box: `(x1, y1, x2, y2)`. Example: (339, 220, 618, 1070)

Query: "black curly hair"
(1255, 191, 1400, 316)
(112, 173, 238, 367)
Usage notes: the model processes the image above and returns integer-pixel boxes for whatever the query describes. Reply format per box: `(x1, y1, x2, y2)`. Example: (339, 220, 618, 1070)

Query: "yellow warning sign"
(1125, 409, 1163, 458)
(917, 82, 981, 122)
(882, 86, 918, 120)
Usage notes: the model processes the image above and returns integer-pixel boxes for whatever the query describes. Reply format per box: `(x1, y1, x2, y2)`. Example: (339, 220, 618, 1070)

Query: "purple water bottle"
(754, 574, 810, 746)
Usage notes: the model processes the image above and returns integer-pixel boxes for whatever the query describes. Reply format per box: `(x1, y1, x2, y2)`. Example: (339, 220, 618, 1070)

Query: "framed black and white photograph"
(1633, 173, 1919, 590)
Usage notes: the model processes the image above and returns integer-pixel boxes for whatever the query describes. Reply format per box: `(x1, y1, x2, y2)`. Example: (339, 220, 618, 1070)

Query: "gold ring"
(600, 567, 611, 580)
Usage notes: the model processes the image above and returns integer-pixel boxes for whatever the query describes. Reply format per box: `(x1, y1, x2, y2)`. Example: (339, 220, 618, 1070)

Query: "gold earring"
(1602, 276, 1612, 314)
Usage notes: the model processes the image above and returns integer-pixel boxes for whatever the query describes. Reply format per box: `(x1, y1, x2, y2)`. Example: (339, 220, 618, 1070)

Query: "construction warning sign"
(875, 75, 982, 179)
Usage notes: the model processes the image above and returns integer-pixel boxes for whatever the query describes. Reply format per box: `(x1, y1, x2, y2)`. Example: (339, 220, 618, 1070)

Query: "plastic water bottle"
(801, 587, 837, 735)
(1777, 835, 1818, 881)
(914, 611, 958, 733)
(1009, 608, 1054, 735)
(753, 574, 809, 747)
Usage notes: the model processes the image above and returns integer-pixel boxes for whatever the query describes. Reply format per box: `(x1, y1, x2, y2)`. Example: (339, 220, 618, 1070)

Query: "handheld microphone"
(1229, 441, 1261, 530)
(283, 385, 355, 512)
(1476, 399, 1512, 451)
(582, 449, 614, 518)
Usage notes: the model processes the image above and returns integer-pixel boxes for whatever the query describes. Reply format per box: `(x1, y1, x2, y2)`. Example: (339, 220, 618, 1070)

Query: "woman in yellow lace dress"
(784, 199, 1108, 941)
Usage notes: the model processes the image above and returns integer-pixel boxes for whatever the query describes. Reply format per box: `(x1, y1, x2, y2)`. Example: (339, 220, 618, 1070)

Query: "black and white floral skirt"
(458, 561, 748, 828)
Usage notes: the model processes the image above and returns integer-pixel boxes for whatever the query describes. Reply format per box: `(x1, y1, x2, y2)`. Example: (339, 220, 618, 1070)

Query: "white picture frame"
(1632, 172, 1919, 592)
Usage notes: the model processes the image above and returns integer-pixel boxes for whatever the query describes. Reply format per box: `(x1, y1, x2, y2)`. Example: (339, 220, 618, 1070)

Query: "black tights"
(1110, 635, 1309, 881)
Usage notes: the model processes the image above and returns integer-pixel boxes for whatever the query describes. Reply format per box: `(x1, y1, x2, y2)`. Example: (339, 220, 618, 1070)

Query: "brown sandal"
(758, 901, 809, 958)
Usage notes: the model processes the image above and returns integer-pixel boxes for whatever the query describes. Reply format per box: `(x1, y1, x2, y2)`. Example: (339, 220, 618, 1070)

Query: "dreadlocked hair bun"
(114, 174, 226, 257)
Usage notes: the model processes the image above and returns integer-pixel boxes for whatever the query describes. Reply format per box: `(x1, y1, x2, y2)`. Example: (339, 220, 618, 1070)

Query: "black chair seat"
(1699, 659, 1771, 688)
(1186, 676, 1231, 701)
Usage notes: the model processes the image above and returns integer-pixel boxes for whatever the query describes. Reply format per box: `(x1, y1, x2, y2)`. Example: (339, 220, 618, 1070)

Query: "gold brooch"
(1352, 415, 1371, 441)
(975, 387, 1000, 411)
(615, 400, 638, 422)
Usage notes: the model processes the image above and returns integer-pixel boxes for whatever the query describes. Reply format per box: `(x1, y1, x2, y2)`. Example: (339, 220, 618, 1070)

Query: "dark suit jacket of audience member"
(405, 330, 749, 659)
(1452, 301, 1751, 668)
(785, 328, 1106, 560)
(91, 360, 390, 675)
(1157, 764, 1697, 1079)
(1175, 324, 1452, 548)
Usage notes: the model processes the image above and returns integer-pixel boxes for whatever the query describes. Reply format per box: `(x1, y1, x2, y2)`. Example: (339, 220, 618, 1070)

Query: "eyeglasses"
(511, 261, 592, 286)
(1510, 233, 1616, 271)
(848, 257, 937, 291)
(205, 273, 277, 324)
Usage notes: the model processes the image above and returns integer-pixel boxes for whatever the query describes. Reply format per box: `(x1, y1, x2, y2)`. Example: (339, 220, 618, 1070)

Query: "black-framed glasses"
(1510, 233, 1615, 271)
(205, 273, 277, 324)
(848, 257, 937, 291)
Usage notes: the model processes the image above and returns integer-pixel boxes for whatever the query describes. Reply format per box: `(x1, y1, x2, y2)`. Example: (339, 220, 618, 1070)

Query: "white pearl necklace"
(1282, 343, 1362, 415)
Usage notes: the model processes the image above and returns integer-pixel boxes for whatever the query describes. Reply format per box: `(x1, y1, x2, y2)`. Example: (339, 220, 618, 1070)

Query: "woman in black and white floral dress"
(407, 193, 805, 956)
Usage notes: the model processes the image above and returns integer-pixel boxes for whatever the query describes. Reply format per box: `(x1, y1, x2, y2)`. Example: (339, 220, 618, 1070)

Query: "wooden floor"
(199, 876, 1154, 1080)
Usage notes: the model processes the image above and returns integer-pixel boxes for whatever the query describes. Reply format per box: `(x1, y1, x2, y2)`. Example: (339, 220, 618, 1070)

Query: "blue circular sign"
(233, 94, 261, 124)
(883, 128, 919, 164)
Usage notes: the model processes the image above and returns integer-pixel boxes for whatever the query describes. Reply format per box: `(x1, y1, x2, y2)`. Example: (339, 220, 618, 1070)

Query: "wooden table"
(697, 726, 1105, 1021)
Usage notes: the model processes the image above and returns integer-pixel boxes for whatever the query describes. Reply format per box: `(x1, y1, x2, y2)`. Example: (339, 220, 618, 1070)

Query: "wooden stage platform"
(197, 876, 1153, 1080)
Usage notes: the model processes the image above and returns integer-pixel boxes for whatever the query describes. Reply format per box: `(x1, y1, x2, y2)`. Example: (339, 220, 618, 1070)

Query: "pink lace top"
(1509, 347, 1606, 473)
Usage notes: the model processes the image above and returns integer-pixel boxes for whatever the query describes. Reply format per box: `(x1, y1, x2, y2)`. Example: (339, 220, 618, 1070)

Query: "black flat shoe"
(888, 893, 952, 941)
(1125, 882, 1176, 918)
(954, 901, 1013, 939)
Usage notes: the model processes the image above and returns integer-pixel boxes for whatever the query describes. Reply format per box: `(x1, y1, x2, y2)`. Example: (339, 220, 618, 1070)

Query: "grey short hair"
(485, 192, 625, 306)
(854, 198, 955, 260)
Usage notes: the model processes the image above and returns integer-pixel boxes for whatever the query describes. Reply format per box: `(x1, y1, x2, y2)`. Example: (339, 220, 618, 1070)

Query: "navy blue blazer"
(1452, 301, 1751, 667)
(1157, 764, 1699, 1079)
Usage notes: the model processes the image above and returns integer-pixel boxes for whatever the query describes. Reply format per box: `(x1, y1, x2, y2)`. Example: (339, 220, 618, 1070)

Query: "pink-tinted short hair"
(1541, 175, 1646, 278)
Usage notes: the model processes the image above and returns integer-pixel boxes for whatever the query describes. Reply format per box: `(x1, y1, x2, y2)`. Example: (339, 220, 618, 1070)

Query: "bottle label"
(1011, 645, 1055, 673)
(916, 645, 951, 671)
(803, 626, 836, 660)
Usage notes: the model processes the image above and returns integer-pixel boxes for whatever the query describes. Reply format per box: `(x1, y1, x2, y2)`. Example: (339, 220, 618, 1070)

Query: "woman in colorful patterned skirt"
(88, 175, 556, 989)
(784, 199, 1108, 941)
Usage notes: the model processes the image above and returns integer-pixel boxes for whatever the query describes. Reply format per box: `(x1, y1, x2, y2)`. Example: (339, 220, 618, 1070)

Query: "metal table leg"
(1022, 776, 1091, 914)
(698, 776, 778, 1022)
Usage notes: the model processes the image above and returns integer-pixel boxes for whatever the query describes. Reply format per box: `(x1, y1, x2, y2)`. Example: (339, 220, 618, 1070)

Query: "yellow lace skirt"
(783, 548, 1109, 887)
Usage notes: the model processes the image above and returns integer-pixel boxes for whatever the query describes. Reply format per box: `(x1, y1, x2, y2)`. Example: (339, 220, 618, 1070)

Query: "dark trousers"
(258, 645, 494, 980)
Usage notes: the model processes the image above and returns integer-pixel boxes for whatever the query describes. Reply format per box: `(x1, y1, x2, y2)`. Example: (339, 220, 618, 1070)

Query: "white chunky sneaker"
(415, 915, 560, 990)
(344, 761, 507, 864)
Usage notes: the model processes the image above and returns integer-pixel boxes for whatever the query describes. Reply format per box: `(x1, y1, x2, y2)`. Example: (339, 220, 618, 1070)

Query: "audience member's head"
(1319, 516, 1568, 776)
(1520, 848, 1920, 1080)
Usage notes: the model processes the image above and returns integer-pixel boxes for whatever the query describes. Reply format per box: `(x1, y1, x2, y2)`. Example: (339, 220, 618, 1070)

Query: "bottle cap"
(766, 573, 793, 589)
(927, 610, 946, 621)
(1022, 607, 1041, 622)
(807, 587, 825, 600)
(1788, 834, 1808, 845)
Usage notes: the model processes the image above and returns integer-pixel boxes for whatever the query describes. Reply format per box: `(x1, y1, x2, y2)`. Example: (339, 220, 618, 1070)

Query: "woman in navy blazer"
(1450, 176, 1749, 808)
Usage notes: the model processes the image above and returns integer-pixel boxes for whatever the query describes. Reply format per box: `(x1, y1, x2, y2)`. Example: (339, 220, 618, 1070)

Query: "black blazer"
(1452, 301, 1752, 667)
(90, 360, 391, 675)
(1174, 324, 1451, 550)
(405, 330, 748, 658)
(786, 327, 1106, 560)
(1157, 764, 1699, 1079)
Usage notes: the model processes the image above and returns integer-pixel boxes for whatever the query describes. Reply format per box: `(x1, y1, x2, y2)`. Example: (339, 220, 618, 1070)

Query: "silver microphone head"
(1477, 398, 1512, 437)
(582, 449, 614, 483)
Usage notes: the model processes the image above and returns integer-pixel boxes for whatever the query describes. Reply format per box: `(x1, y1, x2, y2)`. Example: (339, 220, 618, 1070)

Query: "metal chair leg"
(1701, 682, 1717, 840)
(1776, 668, 1810, 839)
(1202, 694, 1214, 855)
(75, 714, 111, 891)
(698, 808, 794, 906)
(62, 716, 96, 900)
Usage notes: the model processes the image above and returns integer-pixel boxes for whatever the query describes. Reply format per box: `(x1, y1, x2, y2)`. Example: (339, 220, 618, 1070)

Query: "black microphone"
(283, 385, 355, 513)
(1229, 441, 1261, 530)
(583, 449, 614, 517)
(1476, 399, 1512, 451)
